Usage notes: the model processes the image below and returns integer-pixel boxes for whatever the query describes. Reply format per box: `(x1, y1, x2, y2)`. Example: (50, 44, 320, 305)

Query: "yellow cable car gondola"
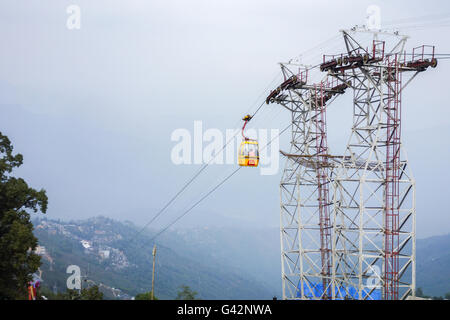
(238, 114, 259, 167)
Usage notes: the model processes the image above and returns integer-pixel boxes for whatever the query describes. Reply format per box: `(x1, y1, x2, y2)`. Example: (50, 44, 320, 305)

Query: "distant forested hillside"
(33, 217, 276, 299)
(33, 216, 449, 299)
(416, 233, 450, 297)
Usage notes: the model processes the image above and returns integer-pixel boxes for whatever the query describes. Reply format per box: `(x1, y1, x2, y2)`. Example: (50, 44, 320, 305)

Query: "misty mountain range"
(32, 216, 449, 299)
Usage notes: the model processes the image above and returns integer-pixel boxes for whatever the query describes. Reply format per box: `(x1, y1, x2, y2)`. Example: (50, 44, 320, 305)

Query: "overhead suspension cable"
(131, 72, 281, 242)
(132, 32, 378, 243)
(131, 103, 263, 242)
(383, 12, 450, 25)
(141, 122, 292, 245)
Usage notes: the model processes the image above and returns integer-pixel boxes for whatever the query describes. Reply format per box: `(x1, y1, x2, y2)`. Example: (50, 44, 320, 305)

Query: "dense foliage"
(175, 285, 198, 300)
(40, 285, 103, 300)
(34, 216, 271, 299)
(0, 132, 48, 299)
(135, 291, 158, 300)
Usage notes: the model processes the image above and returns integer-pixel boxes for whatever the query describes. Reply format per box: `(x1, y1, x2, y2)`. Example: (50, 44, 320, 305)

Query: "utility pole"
(151, 244, 157, 300)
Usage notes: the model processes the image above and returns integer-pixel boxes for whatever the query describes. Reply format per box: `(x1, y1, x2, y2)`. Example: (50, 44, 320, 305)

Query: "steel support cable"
(189, 114, 288, 217)
(382, 17, 450, 31)
(383, 15, 450, 27)
(300, 31, 371, 62)
(309, 33, 450, 71)
(131, 104, 262, 242)
(131, 39, 345, 243)
(399, 53, 450, 60)
(253, 105, 282, 130)
(358, 13, 450, 34)
(130, 73, 282, 242)
(395, 23, 450, 31)
(136, 44, 346, 245)
(146, 167, 242, 243)
(140, 122, 292, 245)
(383, 13, 450, 25)
(292, 18, 447, 66)
(387, 20, 450, 27)
(290, 34, 374, 85)
(401, 53, 450, 56)
(294, 34, 342, 62)
(304, 35, 344, 57)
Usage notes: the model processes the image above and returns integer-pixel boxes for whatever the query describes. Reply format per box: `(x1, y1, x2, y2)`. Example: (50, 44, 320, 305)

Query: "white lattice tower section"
(329, 30, 419, 300)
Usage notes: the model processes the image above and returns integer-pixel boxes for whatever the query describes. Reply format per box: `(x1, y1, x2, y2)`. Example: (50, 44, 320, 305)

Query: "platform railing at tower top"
(412, 45, 435, 62)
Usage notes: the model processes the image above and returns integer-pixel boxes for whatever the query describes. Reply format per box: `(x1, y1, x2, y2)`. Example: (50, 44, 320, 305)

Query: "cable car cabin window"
(247, 143, 259, 158)
(238, 141, 259, 167)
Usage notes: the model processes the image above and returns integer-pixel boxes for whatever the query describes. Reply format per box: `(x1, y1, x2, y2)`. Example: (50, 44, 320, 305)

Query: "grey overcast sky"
(0, 0, 449, 238)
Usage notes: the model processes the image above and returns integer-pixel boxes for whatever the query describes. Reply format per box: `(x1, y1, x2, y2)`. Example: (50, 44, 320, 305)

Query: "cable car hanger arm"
(241, 114, 253, 140)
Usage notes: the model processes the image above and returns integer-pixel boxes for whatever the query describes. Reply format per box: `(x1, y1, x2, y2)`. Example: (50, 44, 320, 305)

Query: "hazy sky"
(1, 0, 449, 238)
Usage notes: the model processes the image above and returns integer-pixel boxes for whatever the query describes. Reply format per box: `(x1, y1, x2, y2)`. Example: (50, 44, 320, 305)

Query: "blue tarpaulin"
(296, 282, 381, 300)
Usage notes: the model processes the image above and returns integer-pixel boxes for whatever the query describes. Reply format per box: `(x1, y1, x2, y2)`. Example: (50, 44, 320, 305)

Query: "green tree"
(445, 292, 450, 300)
(135, 291, 158, 300)
(81, 285, 103, 300)
(416, 287, 431, 299)
(175, 285, 198, 300)
(61, 289, 82, 300)
(416, 287, 424, 297)
(59, 286, 103, 300)
(0, 132, 48, 299)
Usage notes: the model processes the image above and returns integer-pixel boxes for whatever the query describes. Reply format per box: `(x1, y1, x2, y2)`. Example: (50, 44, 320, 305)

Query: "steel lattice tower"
(268, 27, 437, 300)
